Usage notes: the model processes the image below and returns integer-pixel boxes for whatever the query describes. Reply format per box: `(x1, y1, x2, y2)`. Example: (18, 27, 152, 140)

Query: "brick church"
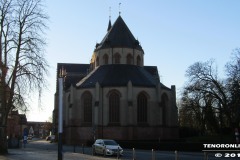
(53, 15, 178, 144)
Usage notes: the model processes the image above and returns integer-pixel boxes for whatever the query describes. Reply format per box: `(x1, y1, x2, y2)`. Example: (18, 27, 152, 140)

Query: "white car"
(92, 139, 123, 156)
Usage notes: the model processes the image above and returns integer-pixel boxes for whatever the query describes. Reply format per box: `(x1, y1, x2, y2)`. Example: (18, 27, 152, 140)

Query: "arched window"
(161, 94, 168, 126)
(137, 92, 148, 123)
(114, 53, 121, 64)
(109, 92, 120, 123)
(96, 56, 99, 66)
(137, 55, 141, 66)
(126, 54, 133, 64)
(82, 92, 92, 123)
(103, 54, 108, 65)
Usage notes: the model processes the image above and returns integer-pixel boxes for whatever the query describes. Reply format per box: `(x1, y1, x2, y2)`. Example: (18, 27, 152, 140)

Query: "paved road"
(0, 139, 105, 160)
(0, 139, 239, 160)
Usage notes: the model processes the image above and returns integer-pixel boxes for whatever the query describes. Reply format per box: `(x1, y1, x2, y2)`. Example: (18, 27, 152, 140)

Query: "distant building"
(7, 110, 27, 138)
(53, 15, 178, 144)
(27, 121, 52, 138)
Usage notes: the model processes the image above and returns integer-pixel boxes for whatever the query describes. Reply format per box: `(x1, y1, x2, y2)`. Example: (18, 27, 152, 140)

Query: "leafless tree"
(0, 0, 48, 154)
(225, 49, 240, 127)
(181, 60, 229, 134)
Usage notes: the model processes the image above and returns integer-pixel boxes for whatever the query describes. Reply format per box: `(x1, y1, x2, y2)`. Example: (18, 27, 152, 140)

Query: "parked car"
(92, 139, 123, 156)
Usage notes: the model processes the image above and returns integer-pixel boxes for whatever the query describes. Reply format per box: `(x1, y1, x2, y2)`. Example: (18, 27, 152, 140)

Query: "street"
(0, 138, 239, 160)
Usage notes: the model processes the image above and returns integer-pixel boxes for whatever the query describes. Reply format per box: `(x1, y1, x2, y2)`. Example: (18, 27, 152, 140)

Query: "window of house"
(83, 92, 92, 123)
(137, 93, 147, 123)
(109, 92, 120, 123)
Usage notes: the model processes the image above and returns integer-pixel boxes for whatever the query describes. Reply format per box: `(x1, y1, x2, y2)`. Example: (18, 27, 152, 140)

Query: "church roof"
(76, 64, 159, 88)
(95, 16, 143, 51)
(57, 63, 90, 74)
(56, 63, 90, 89)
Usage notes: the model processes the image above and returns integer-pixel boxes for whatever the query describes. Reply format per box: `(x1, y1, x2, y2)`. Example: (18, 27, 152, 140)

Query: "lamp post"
(58, 67, 65, 160)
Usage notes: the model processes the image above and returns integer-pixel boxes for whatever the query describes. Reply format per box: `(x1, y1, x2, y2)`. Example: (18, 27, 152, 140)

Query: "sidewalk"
(0, 145, 110, 160)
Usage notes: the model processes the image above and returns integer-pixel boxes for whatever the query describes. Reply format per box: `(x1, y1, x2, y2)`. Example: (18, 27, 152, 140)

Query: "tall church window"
(82, 92, 92, 123)
(96, 57, 99, 66)
(109, 91, 120, 123)
(114, 53, 121, 64)
(103, 54, 108, 64)
(137, 92, 148, 123)
(68, 94, 72, 108)
(137, 55, 141, 66)
(127, 54, 133, 64)
(161, 94, 168, 126)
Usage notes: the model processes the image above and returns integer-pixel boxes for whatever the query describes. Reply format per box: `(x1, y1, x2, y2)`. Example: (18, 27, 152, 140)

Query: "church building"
(53, 15, 178, 144)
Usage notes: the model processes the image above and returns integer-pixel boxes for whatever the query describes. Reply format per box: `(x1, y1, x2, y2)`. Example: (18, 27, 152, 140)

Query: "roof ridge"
(76, 67, 99, 87)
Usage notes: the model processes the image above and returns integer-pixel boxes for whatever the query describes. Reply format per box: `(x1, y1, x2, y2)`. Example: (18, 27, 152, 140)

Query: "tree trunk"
(0, 119, 8, 154)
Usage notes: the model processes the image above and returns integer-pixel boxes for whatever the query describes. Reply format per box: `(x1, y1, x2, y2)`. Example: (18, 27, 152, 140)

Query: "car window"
(95, 139, 104, 145)
(95, 140, 100, 144)
(103, 140, 117, 145)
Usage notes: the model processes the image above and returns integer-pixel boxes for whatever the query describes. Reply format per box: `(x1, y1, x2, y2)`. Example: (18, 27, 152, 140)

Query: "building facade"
(7, 110, 27, 139)
(27, 121, 52, 138)
(54, 16, 178, 144)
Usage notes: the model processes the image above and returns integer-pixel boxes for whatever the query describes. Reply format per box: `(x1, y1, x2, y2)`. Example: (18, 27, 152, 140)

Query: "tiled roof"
(76, 64, 158, 88)
(95, 16, 143, 51)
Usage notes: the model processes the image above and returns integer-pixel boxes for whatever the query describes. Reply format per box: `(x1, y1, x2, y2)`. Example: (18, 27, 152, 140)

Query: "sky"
(27, 0, 240, 122)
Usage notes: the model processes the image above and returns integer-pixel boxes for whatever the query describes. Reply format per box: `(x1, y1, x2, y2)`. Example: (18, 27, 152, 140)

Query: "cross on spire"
(107, 7, 112, 31)
(119, 3, 121, 15)
(109, 7, 111, 20)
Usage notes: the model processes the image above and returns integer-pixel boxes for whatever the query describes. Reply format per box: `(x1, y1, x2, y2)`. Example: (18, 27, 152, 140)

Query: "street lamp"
(58, 67, 66, 160)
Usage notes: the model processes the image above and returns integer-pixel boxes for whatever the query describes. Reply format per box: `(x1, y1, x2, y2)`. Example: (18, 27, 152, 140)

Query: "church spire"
(107, 19, 112, 32)
(107, 7, 112, 31)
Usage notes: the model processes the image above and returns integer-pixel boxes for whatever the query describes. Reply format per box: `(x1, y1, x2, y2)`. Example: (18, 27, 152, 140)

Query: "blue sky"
(27, 0, 240, 121)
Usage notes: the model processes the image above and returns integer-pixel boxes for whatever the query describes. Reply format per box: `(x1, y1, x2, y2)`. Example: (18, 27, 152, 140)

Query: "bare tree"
(182, 60, 229, 133)
(0, 0, 48, 154)
(180, 86, 221, 135)
(225, 49, 240, 127)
